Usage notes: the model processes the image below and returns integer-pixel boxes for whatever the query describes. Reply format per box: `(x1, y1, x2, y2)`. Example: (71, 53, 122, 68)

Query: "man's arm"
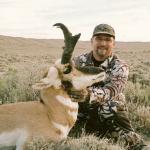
(88, 60, 129, 103)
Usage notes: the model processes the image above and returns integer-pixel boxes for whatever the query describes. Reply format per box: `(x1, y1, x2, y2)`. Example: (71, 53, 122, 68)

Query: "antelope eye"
(63, 65, 72, 74)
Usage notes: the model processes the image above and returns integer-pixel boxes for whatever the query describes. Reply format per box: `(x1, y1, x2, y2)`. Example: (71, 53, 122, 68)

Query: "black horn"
(53, 23, 81, 64)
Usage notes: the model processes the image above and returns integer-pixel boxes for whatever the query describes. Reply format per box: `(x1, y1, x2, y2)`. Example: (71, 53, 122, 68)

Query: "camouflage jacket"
(73, 52, 129, 103)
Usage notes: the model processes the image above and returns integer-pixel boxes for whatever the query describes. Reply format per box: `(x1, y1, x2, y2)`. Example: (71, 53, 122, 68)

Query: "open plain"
(0, 35, 150, 149)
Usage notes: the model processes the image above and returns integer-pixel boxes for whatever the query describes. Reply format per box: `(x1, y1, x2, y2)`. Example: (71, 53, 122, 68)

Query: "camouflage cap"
(93, 24, 115, 38)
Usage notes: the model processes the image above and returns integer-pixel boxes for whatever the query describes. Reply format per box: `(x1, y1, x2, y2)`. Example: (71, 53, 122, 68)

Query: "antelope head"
(33, 23, 105, 101)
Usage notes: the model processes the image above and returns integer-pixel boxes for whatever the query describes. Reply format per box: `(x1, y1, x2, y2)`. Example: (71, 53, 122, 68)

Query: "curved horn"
(53, 23, 81, 64)
(76, 66, 105, 74)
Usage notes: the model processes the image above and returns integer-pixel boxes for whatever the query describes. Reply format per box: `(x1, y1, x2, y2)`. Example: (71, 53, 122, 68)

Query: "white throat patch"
(56, 95, 78, 109)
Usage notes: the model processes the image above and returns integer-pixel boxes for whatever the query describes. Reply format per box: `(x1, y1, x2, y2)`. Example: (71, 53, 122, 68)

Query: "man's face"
(91, 34, 115, 61)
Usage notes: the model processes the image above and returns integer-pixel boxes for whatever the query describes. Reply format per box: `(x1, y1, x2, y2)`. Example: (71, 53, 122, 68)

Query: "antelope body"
(0, 23, 105, 150)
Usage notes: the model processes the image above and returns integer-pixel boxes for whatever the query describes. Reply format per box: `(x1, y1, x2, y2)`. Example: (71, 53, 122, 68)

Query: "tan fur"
(0, 90, 77, 149)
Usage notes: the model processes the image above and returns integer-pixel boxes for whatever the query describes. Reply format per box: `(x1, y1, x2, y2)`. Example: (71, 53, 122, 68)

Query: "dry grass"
(27, 135, 125, 150)
(0, 63, 49, 104)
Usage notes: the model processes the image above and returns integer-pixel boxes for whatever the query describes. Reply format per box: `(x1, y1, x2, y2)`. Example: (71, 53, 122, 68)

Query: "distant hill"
(0, 35, 150, 73)
(0, 35, 150, 55)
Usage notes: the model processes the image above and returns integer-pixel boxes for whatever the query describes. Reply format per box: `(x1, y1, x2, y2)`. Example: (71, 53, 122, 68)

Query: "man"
(70, 24, 149, 150)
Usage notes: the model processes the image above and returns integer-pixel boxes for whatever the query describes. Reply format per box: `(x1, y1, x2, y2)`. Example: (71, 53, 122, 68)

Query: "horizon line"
(0, 34, 150, 43)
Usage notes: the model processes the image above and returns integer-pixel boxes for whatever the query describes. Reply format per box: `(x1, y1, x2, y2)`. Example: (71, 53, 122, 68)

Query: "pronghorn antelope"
(0, 23, 105, 150)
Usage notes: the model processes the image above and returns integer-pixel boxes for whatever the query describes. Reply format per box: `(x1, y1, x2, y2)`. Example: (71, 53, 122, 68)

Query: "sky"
(0, 0, 150, 41)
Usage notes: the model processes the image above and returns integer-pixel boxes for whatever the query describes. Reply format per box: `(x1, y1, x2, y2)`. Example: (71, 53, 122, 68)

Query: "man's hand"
(88, 87, 105, 104)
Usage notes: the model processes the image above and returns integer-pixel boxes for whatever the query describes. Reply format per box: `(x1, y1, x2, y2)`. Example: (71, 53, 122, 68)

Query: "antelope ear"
(32, 66, 61, 90)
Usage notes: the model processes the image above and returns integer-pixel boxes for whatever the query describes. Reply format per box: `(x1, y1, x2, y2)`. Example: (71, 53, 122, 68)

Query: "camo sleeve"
(88, 59, 129, 103)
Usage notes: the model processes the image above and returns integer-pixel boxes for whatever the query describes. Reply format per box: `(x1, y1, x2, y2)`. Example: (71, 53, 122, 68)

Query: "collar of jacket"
(88, 51, 115, 69)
